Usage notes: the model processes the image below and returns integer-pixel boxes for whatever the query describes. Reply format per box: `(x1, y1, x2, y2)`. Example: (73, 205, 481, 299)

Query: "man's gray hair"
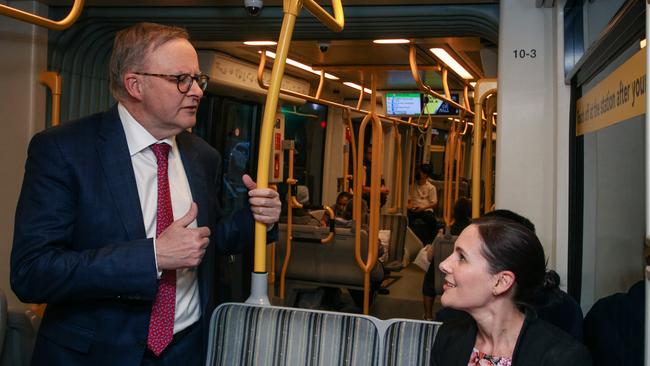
(109, 22, 189, 101)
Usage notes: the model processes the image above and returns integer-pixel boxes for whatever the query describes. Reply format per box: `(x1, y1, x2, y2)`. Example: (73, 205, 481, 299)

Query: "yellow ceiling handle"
(303, 0, 344, 32)
(0, 0, 84, 31)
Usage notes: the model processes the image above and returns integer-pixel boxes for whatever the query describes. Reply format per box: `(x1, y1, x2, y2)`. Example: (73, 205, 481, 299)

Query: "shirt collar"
(118, 103, 175, 156)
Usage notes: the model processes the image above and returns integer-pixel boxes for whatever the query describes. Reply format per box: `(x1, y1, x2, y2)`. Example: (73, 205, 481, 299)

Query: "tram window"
(194, 94, 261, 214)
(280, 103, 328, 206)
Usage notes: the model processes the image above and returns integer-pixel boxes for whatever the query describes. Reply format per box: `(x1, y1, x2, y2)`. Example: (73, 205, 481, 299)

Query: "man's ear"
(493, 270, 516, 296)
(123, 72, 144, 101)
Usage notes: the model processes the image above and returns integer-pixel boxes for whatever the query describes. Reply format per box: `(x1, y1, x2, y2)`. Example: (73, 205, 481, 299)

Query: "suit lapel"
(96, 106, 146, 241)
(176, 132, 209, 228)
(176, 132, 212, 312)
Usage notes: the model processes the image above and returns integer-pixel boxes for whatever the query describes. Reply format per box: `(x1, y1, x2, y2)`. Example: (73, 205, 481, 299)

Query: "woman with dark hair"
(431, 216, 591, 366)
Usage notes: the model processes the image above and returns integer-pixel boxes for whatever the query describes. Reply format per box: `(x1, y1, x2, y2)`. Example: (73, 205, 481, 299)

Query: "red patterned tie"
(147, 143, 176, 356)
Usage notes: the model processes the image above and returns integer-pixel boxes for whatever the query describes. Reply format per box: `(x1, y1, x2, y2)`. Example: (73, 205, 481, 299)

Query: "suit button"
(116, 295, 122, 299)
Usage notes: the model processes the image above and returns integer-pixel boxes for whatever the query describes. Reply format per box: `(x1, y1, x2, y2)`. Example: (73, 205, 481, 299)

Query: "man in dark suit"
(10, 22, 281, 366)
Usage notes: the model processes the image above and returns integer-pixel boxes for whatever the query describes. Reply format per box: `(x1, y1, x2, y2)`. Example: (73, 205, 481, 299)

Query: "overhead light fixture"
(343, 82, 371, 94)
(429, 48, 474, 80)
(373, 39, 410, 44)
(244, 41, 277, 46)
(263, 50, 339, 80)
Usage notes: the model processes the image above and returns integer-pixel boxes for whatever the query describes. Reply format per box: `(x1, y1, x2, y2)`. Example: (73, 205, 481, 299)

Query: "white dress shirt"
(118, 103, 200, 334)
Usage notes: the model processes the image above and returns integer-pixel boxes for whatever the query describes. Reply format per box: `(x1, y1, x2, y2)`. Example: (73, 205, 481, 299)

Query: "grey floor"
(270, 263, 442, 321)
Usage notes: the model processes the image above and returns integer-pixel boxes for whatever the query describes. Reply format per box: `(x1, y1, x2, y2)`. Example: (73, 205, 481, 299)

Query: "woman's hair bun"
(543, 269, 560, 290)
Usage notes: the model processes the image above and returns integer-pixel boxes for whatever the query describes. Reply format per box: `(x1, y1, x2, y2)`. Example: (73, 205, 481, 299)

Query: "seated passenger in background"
(280, 185, 320, 226)
(321, 191, 352, 227)
(422, 198, 472, 320)
(450, 197, 472, 235)
(583, 279, 643, 366)
(436, 209, 584, 341)
(362, 144, 389, 207)
(431, 217, 591, 366)
(408, 164, 438, 244)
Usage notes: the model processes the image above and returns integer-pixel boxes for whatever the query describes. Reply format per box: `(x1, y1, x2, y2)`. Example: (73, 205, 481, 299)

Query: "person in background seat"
(422, 198, 472, 320)
(408, 164, 438, 244)
(321, 191, 352, 227)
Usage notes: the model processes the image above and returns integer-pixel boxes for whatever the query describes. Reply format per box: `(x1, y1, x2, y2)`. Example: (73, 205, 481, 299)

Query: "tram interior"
(1, 0, 648, 365)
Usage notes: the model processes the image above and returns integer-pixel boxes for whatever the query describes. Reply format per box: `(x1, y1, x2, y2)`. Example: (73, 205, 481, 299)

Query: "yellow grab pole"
(484, 102, 495, 212)
(345, 112, 358, 192)
(472, 101, 482, 218)
(387, 122, 402, 213)
(39, 71, 62, 127)
(254, 2, 300, 274)
(470, 79, 498, 218)
(279, 143, 297, 299)
(353, 74, 381, 315)
(250, 0, 344, 304)
(0, 0, 84, 30)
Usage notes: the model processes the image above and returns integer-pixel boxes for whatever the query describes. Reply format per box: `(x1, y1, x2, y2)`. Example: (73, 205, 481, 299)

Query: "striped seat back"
(207, 303, 380, 366)
(383, 319, 441, 366)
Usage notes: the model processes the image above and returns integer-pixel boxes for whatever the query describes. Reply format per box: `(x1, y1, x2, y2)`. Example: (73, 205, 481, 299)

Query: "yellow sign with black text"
(576, 49, 646, 136)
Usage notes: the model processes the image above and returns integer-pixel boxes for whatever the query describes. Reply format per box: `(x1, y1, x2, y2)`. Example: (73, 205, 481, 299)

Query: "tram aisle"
(270, 263, 441, 320)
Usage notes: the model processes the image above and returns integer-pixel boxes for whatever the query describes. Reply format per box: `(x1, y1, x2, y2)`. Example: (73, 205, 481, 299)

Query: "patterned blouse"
(468, 347, 513, 366)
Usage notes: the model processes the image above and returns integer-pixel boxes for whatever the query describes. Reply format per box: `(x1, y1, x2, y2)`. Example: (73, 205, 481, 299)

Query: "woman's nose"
(439, 255, 452, 274)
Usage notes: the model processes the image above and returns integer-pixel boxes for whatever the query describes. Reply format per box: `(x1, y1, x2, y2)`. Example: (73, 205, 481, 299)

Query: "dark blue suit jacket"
(11, 106, 255, 365)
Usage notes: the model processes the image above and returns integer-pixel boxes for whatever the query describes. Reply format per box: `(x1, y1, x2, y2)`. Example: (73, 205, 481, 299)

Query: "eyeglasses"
(134, 72, 210, 93)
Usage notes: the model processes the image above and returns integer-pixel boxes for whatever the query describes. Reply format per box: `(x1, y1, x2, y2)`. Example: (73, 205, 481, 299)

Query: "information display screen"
(422, 93, 459, 115)
(386, 93, 422, 116)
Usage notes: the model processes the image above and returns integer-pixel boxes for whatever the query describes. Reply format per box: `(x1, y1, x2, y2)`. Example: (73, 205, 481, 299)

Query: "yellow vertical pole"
(253, 1, 300, 273)
(39, 71, 61, 127)
(472, 103, 483, 218)
(485, 103, 495, 212)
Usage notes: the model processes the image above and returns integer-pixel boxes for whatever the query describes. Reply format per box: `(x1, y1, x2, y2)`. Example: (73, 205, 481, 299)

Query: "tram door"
(194, 94, 261, 303)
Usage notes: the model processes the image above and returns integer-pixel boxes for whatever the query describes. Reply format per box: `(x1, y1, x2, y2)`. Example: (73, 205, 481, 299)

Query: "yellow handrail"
(408, 45, 475, 117)
(253, 0, 344, 274)
(484, 100, 496, 212)
(352, 74, 382, 315)
(345, 110, 358, 193)
(0, 0, 84, 31)
(39, 71, 62, 126)
(279, 142, 298, 299)
(387, 122, 402, 213)
(303, 0, 344, 32)
(257, 50, 420, 128)
(471, 79, 497, 217)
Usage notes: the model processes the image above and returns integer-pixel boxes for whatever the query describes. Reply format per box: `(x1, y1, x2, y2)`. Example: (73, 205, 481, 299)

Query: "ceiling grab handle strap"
(0, 0, 84, 30)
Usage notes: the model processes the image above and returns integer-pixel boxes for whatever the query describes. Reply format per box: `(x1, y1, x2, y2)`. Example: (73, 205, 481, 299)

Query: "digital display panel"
(422, 93, 459, 115)
(386, 93, 422, 116)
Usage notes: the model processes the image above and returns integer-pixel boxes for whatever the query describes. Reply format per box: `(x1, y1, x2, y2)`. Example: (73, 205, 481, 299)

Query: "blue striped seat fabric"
(208, 303, 380, 366)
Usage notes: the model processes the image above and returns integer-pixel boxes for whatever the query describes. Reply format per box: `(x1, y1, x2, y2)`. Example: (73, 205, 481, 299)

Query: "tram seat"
(0, 290, 6, 360)
(380, 214, 408, 271)
(431, 233, 458, 295)
(206, 302, 442, 366)
(383, 318, 440, 366)
(207, 303, 380, 365)
(0, 290, 39, 366)
(276, 223, 373, 290)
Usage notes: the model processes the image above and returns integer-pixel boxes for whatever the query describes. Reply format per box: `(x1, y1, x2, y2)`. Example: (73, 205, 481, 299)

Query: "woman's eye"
(458, 253, 466, 261)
